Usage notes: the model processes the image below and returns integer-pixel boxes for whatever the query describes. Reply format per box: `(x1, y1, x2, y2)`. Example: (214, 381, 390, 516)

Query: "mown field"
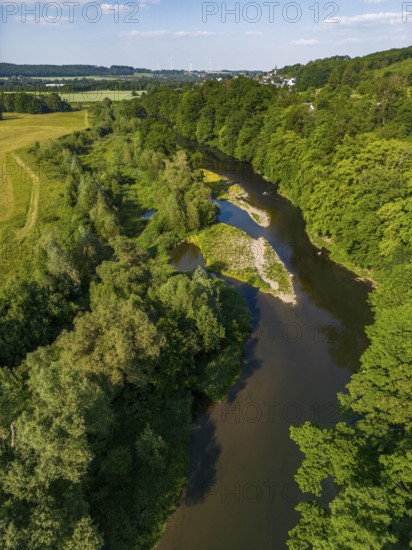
(59, 90, 145, 103)
(0, 74, 153, 80)
(0, 110, 89, 278)
(1, 90, 146, 104)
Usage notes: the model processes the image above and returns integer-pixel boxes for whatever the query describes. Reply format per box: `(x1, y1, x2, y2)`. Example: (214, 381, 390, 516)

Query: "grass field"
(1, 90, 146, 103)
(59, 90, 145, 103)
(0, 111, 89, 275)
(0, 74, 153, 81)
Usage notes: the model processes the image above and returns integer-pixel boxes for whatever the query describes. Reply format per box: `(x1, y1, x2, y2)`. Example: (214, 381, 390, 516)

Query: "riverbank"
(306, 228, 377, 286)
(223, 184, 271, 228)
(189, 223, 296, 304)
(203, 170, 271, 228)
(260, 182, 376, 286)
(205, 168, 376, 285)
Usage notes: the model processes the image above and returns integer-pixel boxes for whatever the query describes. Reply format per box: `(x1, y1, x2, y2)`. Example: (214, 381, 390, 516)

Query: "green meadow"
(59, 90, 146, 103)
(0, 110, 89, 277)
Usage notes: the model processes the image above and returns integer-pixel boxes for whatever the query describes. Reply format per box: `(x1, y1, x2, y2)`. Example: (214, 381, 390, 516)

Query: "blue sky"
(1, 0, 412, 69)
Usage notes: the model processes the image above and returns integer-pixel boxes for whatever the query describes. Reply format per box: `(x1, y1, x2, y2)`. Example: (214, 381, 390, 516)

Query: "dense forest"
(1, 44, 411, 548)
(0, 92, 71, 114)
(138, 58, 412, 548)
(0, 101, 250, 547)
(281, 45, 412, 90)
(0, 64, 138, 77)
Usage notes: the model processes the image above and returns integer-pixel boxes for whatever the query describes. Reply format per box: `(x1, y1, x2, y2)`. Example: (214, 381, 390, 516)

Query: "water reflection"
(184, 414, 220, 506)
(170, 243, 206, 272)
(159, 148, 373, 550)
(140, 209, 157, 220)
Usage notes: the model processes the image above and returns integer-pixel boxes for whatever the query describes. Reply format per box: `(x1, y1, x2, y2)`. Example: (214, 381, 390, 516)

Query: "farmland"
(0, 110, 89, 276)
(0, 74, 153, 81)
(1, 89, 146, 103)
(59, 89, 145, 103)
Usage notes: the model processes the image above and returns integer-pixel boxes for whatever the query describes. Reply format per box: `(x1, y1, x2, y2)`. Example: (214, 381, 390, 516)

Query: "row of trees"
(0, 119, 120, 368)
(0, 92, 71, 114)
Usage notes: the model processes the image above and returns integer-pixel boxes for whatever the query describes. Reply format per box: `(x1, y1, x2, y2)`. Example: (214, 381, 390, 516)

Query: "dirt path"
(14, 155, 40, 241)
(0, 157, 15, 222)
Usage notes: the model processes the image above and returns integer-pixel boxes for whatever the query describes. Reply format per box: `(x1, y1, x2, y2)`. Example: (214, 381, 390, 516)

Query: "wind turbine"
(170, 56, 174, 70)
(189, 59, 193, 72)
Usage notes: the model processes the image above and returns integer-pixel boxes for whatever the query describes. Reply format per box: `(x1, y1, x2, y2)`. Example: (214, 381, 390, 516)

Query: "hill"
(0, 63, 139, 77)
(280, 45, 412, 90)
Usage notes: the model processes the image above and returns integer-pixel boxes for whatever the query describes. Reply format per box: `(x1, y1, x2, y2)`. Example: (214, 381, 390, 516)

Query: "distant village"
(253, 67, 296, 88)
(36, 67, 299, 90)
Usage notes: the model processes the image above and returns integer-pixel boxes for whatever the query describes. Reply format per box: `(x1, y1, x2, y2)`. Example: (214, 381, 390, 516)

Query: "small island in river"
(190, 223, 296, 304)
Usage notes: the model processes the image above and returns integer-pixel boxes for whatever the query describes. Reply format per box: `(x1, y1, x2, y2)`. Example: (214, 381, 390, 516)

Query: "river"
(159, 149, 372, 550)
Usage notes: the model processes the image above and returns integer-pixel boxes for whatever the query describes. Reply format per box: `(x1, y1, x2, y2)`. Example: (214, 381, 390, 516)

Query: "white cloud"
(292, 38, 319, 46)
(125, 30, 168, 37)
(173, 31, 217, 38)
(126, 30, 218, 38)
(338, 12, 402, 26)
(362, 0, 386, 4)
(139, 0, 160, 9)
(245, 31, 263, 36)
(101, 3, 126, 14)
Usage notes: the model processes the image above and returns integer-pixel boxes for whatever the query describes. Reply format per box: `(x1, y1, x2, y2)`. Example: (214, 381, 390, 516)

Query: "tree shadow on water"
(224, 280, 263, 406)
(183, 413, 221, 506)
(183, 280, 263, 506)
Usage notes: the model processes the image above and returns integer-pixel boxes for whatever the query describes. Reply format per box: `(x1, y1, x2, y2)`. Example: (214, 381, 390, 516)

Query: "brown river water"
(160, 150, 372, 550)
